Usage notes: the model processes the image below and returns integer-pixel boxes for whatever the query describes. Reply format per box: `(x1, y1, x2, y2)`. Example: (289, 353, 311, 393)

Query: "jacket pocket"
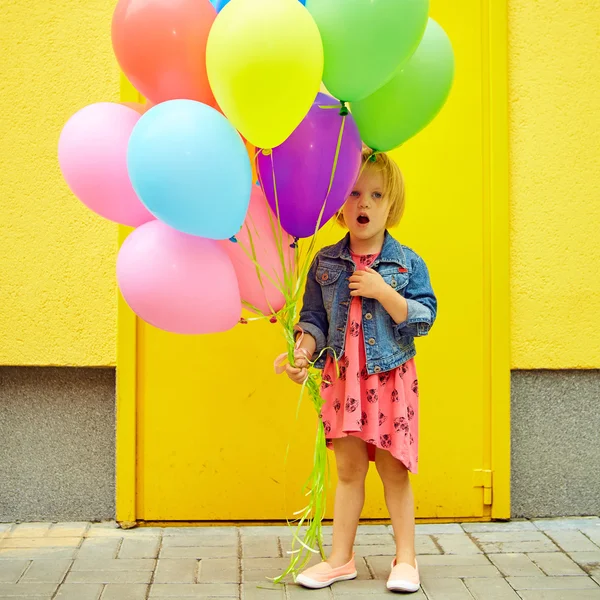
(315, 264, 344, 313)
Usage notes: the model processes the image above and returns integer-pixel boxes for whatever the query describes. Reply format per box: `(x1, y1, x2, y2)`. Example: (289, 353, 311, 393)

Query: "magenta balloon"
(257, 93, 362, 238)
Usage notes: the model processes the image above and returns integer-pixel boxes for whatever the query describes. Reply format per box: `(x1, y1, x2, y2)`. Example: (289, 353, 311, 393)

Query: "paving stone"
(416, 554, 491, 567)
(506, 576, 598, 590)
(357, 525, 392, 535)
(1, 537, 81, 549)
(86, 527, 160, 539)
(462, 521, 537, 533)
(478, 538, 559, 554)
(7, 524, 52, 539)
(0, 582, 58, 596)
(434, 533, 482, 554)
(286, 584, 331, 598)
(0, 547, 76, 560)
(163, 528, 237, 538)
(240, 526, 293, 537)
(421, 564, 501, 579)
(330, 579, 389, 595)
(517, 591, 600, 600)
(149, 583, 239, 597)
(354, 533, 395, 546)
(241, 536, 280, 558)
(415, 534, 441, 555)
(471, 531, 552, 544)
(48, 523, 90, 538)
(527, 552, 586, 576)
(568, 551, 600, 567)
(64, 569, 152, 584)
(415, 523, 464, 535)
(71, 559, 155, 571)
(545, 530, 600, 552)
(464, 577, 521, 599)
(163, 536, 238, 548)
(154, 559, 198, 584)
(197, 558, 240, 583)
(241, 582, 285, 600)
(353, 544, 397, 557)
(352, 556, 372, 580)
(582, 527, 600, 546)
(488, 553, 545, 577)
(19, 559, 72, 583)
(54, 583, 103, 600)
(532, 517, 600, 531)
(0, 525, 13, 536)
(242, 557, 290, 583)
(75, 538, 122, 559)
(119, 537, 162, 559)
(102, 584, 150, 600)
(366, 555, 499, 579)
(0, 560, 29, 583)
(160, 546, 239, 559)
(421, 577, 476, 599)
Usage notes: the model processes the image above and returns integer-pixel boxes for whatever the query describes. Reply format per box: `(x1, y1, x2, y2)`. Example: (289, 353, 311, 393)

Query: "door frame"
(115, 2, 510, 523)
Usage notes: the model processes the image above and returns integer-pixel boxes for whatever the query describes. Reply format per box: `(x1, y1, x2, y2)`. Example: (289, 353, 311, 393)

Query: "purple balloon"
(257, 93, 362, 238)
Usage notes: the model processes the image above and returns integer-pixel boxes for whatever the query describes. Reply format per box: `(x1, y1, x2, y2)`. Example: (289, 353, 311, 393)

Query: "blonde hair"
(337, 148, 405, 228)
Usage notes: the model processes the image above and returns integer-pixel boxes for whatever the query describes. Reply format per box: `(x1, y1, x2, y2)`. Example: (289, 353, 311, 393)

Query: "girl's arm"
(296, 257, 328, 360)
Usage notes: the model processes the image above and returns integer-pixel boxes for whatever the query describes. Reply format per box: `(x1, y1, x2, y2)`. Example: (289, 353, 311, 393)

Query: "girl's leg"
(375, 449, 416, 567)
(328, 436, 370, 567)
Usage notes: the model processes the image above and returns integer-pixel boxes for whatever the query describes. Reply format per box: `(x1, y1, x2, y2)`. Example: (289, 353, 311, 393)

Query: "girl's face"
(342, 167, 391, 241)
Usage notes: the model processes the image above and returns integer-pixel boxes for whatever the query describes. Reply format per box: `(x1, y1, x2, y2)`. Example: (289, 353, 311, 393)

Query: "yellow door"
(117, 0, 510, 524)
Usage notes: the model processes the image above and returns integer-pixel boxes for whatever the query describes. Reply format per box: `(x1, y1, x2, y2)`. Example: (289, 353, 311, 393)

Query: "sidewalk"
(1, 518, 599, 599)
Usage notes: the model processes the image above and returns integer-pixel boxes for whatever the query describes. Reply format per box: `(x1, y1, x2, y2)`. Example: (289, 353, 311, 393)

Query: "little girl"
(285, 149, 437, 593)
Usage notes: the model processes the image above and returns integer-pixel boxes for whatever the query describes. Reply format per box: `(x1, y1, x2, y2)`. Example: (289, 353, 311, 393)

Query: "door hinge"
(473, 469, 493, 505)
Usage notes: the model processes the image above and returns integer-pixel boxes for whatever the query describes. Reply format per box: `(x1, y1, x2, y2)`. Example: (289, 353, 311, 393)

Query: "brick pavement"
(0, 518, 599, 599)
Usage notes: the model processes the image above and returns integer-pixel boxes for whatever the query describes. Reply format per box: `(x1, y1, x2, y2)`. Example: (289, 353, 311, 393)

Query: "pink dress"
(320, 251, 419, 473)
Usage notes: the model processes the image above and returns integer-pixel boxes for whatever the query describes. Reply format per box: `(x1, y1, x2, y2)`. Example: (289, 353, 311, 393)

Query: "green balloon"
(351, 18, 454, 151)
(306, 0, 429, 102)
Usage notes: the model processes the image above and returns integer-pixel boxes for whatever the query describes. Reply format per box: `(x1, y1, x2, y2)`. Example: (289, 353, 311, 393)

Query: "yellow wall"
(1, 1, 598, 368)
(1, 1, 120, 366)
(509, 1, 600, 369)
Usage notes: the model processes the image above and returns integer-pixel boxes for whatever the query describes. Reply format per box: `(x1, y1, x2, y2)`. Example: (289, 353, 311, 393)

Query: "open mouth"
(357, 214, 370, 225)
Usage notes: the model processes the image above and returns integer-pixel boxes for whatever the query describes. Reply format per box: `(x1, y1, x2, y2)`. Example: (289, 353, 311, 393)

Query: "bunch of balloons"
(58, 0, 454, 335)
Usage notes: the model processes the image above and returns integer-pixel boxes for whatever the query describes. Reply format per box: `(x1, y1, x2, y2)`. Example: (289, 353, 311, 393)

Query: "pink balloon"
(59, 102, 154, 227)
(117, 220, 241, 334)
(220, 186, 294, 315)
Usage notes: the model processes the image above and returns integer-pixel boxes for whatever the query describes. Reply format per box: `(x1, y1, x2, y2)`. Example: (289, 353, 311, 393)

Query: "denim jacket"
(297, 231, 437, 374)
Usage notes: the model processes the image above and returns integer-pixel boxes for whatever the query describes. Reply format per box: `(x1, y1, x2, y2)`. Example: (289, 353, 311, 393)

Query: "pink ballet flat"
(295, 555, 357, 589)
(387, 557, 420, 593)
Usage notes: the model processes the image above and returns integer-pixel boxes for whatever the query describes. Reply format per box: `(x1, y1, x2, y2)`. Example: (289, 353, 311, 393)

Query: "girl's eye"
(350, 190, 360, 197)
(373, 192, 382, 199)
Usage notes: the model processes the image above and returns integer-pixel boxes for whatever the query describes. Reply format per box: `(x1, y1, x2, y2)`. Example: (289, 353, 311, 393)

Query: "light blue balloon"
(212, 0, 305, 12)
(127, 100, 252, 240)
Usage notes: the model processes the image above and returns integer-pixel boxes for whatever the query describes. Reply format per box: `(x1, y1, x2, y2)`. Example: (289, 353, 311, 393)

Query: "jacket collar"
(320, 231, 407, 268)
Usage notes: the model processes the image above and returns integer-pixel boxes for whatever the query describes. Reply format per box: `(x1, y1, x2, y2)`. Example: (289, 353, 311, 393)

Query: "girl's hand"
(349, 268, 388, 300)
(285, 349, 310, 384)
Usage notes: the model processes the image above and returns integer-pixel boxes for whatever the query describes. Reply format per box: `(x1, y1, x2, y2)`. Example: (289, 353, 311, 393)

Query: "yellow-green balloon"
(351, 19, 454, 151)
(306, 0, 429, 102)
(206, 0, 323, 149)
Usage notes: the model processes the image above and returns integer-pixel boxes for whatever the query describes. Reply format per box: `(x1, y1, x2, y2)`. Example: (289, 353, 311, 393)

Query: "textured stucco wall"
(0, 1, 120, 366)
(1, 1, 598, 367)
(509, 1, 600, 368)
(0, 367, 116, 521)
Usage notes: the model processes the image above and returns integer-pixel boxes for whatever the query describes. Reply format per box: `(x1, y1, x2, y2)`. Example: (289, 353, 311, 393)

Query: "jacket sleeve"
(297, 257, 329, 358)
(396, 255, 437, 338)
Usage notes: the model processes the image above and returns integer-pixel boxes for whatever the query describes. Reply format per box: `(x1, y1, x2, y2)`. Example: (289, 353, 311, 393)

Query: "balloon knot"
(290, 236, 299, 249)
(262, 148, 272, 156)
(269, 316, 278, 324)
(239, 318, 248, 325)
(339, 102, 349, 116)
(229, 235, 238, 243)
(369, 153, 377, 162)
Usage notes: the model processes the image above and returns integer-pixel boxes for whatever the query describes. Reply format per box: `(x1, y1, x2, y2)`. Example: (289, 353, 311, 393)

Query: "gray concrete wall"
(1, 367, 598, 521)
(0, 367, 115, 522)
(511, 370, 600, 518)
